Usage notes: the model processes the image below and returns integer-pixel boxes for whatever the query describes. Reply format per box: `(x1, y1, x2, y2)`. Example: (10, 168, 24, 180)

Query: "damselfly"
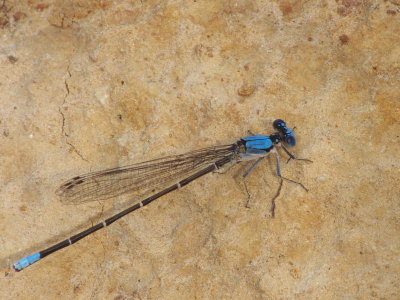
(13, 119, 310, 271)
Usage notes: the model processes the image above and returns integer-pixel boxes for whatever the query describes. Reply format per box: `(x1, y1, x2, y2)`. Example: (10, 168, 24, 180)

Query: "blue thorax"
(242, 135, 273, 151)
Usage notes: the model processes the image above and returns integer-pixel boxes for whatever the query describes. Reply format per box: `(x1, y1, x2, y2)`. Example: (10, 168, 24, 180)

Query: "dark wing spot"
(61, 181, 73, 188)
(65, 179, 84, 189)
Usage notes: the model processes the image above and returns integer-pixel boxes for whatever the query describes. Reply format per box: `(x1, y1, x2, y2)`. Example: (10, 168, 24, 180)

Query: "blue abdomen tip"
(13, 253, 41, 271)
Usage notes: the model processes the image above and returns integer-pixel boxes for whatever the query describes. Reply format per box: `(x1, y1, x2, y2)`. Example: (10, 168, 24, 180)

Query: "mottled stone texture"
(0, 0, 399, 299)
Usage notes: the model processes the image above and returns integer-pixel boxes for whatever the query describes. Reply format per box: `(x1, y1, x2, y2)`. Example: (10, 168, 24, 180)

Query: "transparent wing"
(56, 144, 238, 204)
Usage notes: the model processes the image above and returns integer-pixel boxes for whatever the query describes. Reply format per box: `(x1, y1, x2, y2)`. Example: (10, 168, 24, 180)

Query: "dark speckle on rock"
(8, 55, 18, 63)
(339, 34, 350, 44)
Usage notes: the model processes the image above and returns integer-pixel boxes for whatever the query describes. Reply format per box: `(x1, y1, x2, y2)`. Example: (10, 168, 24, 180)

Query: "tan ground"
(0, 1, 399, 299)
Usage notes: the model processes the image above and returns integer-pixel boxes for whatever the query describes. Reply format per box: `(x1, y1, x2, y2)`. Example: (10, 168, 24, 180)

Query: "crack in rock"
(59, 64, 88, 162)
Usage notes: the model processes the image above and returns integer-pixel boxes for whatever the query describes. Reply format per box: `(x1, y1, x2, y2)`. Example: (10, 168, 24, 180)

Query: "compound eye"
(273, 119, 286, 130)
(285, 135, 296, 147)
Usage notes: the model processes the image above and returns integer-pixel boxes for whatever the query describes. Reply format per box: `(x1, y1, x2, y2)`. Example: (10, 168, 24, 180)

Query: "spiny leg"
(242, 157, 264, 178)
(238, 156, 265, 208)
(270, 178, 283, 218)
(281, 176, 309, 192)
(243, 179, 251, 208)
(270, 148, 282, 217)
(270, 148, 308, 217)
(281, 144, 313, 164)
(241, 158, 264, 208)
(241, 156, 267, 208)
